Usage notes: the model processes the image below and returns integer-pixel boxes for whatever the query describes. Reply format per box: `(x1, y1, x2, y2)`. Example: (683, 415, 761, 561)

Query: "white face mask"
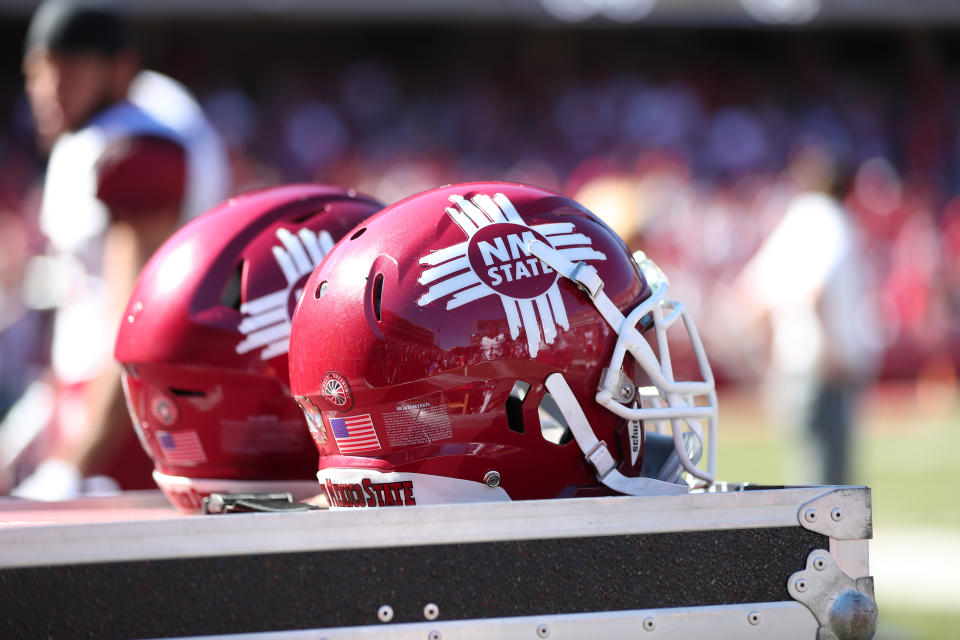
(530, 241, 718, 495)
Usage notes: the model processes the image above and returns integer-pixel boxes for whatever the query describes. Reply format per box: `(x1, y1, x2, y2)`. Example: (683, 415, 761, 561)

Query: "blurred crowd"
(2, 27, 960, 421)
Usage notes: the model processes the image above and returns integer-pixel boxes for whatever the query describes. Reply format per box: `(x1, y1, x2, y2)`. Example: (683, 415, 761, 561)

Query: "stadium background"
(0, 2, 958, 638)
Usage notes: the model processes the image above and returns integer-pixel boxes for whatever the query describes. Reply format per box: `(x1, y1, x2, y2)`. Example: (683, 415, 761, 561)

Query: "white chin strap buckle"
(584, 441, 616, 479)
(569, 261, 603, 300)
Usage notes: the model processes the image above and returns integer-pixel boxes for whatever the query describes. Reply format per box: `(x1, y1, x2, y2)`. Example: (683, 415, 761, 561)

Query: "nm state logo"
(236, 227, 335, 360)
(417, 193, 606, 356)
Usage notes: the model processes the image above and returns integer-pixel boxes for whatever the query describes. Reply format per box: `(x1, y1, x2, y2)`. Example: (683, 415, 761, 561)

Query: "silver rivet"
(795, 578, 808, 593)
(643, 617, 656, 631)
(536, 623, 550, 638)
(423, 603, 439, 621)
(804, 509, 817, 523)
(831, 507, 843, 521)
(748, 611, 761, 625)
(813, 557, 827, 571)
(828, 589, 878, 639)
(483, 471, 501, 488)
(620, 385, 631, 397)
(377, 605, 393, 622)
(428, 631, 441, 640)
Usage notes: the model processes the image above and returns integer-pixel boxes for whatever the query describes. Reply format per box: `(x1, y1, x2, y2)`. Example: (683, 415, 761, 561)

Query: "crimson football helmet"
(115, 185, 383, 511)
(289, 182, 717, 507)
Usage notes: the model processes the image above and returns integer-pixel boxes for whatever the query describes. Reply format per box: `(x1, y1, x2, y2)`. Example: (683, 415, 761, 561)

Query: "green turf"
(875, 607, 960, 640)
(854, 420, 960, 530)
(717, 423, 789, 485)
(718, 392, 960, 529)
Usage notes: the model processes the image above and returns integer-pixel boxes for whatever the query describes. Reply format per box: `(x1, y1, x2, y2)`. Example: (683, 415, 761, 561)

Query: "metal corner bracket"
(797, 487, 872, 540)
(788, 549, 878, 640)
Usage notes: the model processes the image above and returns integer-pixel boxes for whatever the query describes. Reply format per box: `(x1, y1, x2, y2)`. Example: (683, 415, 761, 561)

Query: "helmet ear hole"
(506, 380, 531, 433)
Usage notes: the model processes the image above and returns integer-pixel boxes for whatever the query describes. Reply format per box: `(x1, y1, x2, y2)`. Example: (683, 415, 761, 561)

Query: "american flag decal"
(236, 227, 335, 360)
(329, 414, 381, 454)
(157, 430, 208, 465)
(417, 193, 606, 356)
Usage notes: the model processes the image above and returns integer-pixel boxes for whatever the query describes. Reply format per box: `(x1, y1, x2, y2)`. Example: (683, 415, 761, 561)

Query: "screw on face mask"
(600, 368, 636, 404)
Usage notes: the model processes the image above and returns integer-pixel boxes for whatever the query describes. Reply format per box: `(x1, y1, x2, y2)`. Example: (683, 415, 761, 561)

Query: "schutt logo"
(417, 193, 606, 356)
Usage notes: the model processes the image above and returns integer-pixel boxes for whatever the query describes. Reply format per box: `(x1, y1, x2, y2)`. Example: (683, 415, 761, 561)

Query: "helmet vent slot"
(315, 280, 328, 300)
(168, 388, 205, 397)
(506, 380, 531, 433)
(539, 392, 573, 446)
(350, 227, 367, 240)
(220, 261, 245, 311)
(291, 209, 321, 224)
(373, 273, 384, 321)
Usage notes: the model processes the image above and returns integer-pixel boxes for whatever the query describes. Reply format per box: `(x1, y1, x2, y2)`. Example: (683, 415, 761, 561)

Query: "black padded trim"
(0, 526, 827, 638)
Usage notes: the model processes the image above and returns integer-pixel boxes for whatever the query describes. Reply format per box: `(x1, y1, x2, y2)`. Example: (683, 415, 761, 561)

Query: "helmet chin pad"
(315, 469, 511, 508)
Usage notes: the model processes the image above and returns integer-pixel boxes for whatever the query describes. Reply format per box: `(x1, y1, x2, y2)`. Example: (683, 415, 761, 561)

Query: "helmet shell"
(116, 184, 383, 511)
(290, 182, 651, 503)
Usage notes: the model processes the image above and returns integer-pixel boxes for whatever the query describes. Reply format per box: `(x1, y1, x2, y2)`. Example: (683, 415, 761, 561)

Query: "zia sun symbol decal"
(417, 193, 606, 356)
(236, 227, 334, 360)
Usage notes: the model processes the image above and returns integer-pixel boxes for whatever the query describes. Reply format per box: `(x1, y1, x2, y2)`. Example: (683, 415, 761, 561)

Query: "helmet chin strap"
(530, 238, 716, 485)
(544, 373, 688, 496)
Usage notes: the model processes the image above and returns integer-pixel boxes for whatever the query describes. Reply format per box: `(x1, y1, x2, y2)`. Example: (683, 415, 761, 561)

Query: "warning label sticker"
(383, 401, 453, 447)
(220, 417, 306, 454)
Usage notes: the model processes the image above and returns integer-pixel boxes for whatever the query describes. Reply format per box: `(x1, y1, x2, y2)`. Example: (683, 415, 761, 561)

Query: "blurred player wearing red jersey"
(8, 0, 229, 499)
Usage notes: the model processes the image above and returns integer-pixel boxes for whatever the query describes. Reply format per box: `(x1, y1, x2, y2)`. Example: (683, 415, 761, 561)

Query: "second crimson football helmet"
(115, 185, 383, 511)
(289, 182, 717, 507)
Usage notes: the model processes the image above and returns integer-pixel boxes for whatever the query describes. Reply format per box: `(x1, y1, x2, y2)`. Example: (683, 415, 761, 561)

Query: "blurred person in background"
(3, 0, 229, 499)
(0, 212, 51, 492)
(737, 140, 882, 485)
